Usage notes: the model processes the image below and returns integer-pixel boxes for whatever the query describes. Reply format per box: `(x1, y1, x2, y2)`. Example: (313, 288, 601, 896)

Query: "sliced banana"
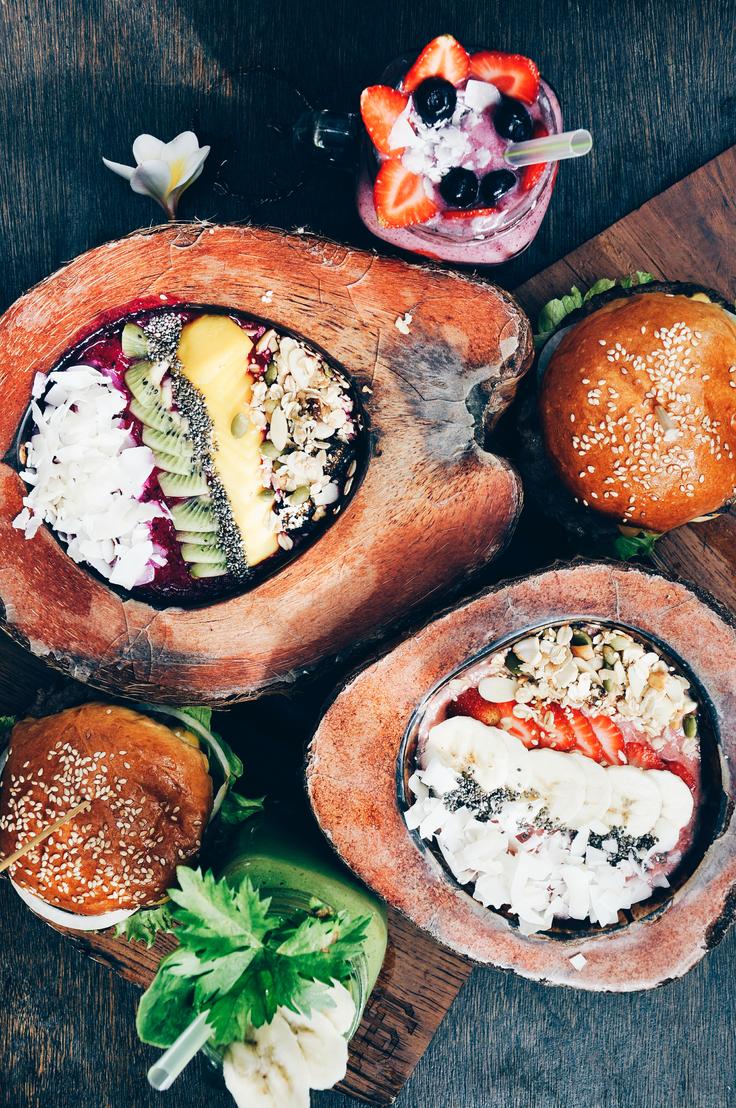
(526, 748, 586, 825)
(568, 752, 612, 829)
(425, 716, 509, 793)
(494, 727, 529, 792)
(318, 981, 356, 1038)
(604, 765, 662, 837)
(648, 769, 694, 849)
(281, 1007, 349, 1090)
(223, 1013, 310, 1108)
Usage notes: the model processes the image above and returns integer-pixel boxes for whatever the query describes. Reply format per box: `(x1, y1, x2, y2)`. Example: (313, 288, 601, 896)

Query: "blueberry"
(494, 96, 533, 142)
(439, 167, 479, 208)
(479, 169, 517, 205)
(413, 78, 457, 125)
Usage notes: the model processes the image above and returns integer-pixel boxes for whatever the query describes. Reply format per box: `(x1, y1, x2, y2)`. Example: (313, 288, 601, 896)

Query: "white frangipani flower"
(102, 131, 210, 218)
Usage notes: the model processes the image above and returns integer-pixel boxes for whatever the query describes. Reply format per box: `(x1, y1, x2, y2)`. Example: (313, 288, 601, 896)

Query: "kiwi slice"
(154, 450, 198, 477)
(189, 562, 229, 579)
(125, 361, 162, 408)
(170, 498, 218, 533)
(175, 529, 217, 544)
(122, 323, 149, 358)
(129, 397, 178, 434)
(180, 542, 226, 564)
(158, 471, 209, 498)
(142, 425, 194, 459)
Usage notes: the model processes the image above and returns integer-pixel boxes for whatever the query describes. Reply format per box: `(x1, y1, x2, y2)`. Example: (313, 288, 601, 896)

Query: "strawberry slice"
(360, 85, 410, 156)
(443, 206, 497, 220)
(588, 715, 626, 765)
(468, 50, 540, 104)
(537, 703, 576, 751)
(663, 759, 697, 792)
(447, 687, 502, 728)
(403, 34, 470, 93)
(563, 706, 605, 762)
(496, 701, 546, 749)
(520, 124, 554, 193)
(625, 741, 665, 771)
(373, 159, 438, 228)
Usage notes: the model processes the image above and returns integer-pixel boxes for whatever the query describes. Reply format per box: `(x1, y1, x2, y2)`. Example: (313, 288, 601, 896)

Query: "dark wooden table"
(2, 1, 736, 1105)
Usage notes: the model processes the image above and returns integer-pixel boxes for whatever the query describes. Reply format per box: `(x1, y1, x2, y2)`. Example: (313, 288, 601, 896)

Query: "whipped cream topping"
(13, 365, 168, 590)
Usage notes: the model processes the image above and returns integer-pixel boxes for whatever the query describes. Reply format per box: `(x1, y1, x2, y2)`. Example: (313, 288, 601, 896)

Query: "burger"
(0, 701, 238, 930)
(535, 280, 736, 534)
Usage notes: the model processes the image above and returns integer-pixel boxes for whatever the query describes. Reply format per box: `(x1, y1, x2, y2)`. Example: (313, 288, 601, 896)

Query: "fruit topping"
(447, 687, 502, 728)
(564, 706, 606, 762)
(537, 703, 576, 751)
(468, 50, 540, 105)
(403, 34, 470, 93)
(479, 168, 516, 205)
(360, 85, 410, 155)
(588, 715, 626, 765)
(412, 77, 457, 125)
(373, 159, 439, 227)
(443, 207, 498, 220)
(663, 760, 697, 793)
(624, 741, 665, 772)
(493, 95, 534, 142)
(495, 702, 547, 749)
(438, 166, 478, 208)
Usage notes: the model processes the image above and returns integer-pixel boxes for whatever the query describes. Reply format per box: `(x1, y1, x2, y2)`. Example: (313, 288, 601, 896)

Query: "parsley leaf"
(136, 868, 370, 1049)
(613, 530, 660, 561)
(0, 716, 15, 744)
(534, 271, 654, 349)
(114, 903, 175, 947)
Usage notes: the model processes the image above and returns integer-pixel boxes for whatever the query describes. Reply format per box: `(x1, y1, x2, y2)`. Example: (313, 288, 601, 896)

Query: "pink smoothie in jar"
(357, 36, 563, 264)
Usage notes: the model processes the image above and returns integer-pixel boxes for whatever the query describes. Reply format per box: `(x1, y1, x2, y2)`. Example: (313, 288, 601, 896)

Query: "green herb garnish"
(0, 715, 16, 743)
(114, 903, 176, 947)
(613, 529, 660, 561)
(136, 867, 370, 1049)
(534, 271, 654, 349)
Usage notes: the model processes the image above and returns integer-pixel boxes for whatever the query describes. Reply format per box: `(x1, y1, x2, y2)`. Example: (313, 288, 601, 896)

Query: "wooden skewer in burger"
(0, 702, 240, 931)
(536, 280, 736, 535)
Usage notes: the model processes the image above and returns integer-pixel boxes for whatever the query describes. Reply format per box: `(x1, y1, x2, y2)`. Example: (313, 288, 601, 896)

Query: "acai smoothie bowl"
(307, 564, 735, 991)
(12, 300, 367, 606)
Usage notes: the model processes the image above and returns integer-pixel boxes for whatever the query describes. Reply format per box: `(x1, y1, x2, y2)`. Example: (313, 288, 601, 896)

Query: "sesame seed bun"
(0, 703, 212, 915)
(539, 287, 736, 532)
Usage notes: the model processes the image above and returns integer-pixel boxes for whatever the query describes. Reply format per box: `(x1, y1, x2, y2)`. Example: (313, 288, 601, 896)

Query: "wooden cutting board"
(2, 146, 736, 1106)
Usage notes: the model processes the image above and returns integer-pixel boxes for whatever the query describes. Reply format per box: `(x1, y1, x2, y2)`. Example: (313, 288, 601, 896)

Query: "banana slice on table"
(223, 1012, 310, 1108)
(568, 752, 612, 829)
(526, 748, 586, 825)
(648, 769, 694, 850)
(281, 1007, 349, 1090)
(425, 716, 509, 793)
(604, 765, 662, 837)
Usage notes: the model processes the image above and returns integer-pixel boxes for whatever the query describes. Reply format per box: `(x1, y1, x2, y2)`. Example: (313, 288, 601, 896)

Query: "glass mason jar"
(221, 811, 388, 1032)
(354, 52, 563, 265)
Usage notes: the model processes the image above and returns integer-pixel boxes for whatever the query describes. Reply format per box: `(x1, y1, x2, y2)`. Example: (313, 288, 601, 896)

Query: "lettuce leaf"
(534, 271, 654, 349)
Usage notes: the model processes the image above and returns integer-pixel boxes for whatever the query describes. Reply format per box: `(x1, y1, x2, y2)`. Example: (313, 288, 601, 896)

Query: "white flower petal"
(101, 157, 136, 181)
(132, 133, 167, 164)
(129, 160, 172, 202)
(162, 130, 201, 163)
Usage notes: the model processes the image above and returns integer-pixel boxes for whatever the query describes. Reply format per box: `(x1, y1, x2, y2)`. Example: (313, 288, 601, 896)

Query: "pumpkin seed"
(571, 629, 592, 646)
(265, 364, 278, 385)
(505, 650, 523, 674)
(260, 440, 281, 459)
(231, 412, 250, 438)
(259, 488, 275, 501)
(289, 485, 311, 507)
(608, 633, 631, 651)
(683, 714, 697, 739)
(603, 645, 618, 668)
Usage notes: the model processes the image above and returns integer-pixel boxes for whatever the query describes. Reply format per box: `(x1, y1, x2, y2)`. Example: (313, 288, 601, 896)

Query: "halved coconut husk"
(0, 223, 532, 703)
(307, 561, 735, 992)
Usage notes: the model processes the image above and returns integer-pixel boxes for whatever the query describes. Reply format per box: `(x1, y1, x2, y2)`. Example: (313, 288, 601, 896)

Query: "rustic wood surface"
(0, 223, 530, 703)
(2, 1, 736, 1107)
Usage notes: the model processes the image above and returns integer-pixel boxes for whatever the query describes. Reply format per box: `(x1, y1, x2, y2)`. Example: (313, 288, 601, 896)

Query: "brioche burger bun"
(0, 702, 229, 930)
(538, 283, 736, 533)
